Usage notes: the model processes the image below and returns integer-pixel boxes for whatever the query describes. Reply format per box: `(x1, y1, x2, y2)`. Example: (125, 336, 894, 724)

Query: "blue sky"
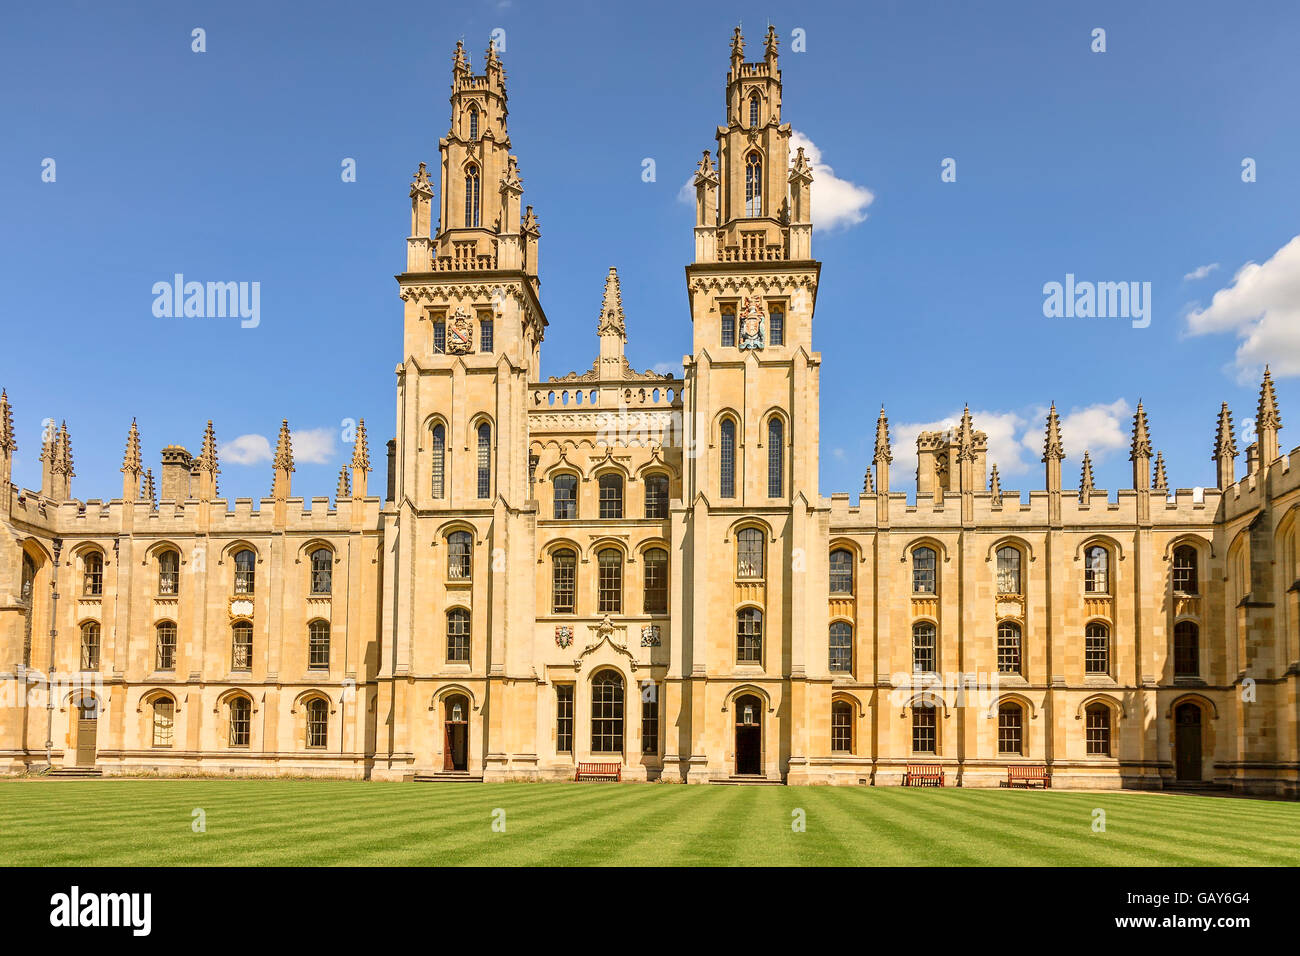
(3, 0, 1299, 502)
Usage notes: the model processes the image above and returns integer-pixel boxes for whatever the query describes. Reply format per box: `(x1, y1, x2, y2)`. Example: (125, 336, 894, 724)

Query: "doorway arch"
(443, 694, 469, 772)
(1174, 701, 1203, 782)
(734, 693, 763, 775)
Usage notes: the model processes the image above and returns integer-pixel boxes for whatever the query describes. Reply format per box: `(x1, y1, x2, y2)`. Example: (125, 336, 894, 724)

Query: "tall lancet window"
(431, 424, 446, 499)
(476, 422, 491, 498)
(467, 105, 479, 141)
(767, 417, 784, 498)
(465, 165, 481, 228)
(748, 92, 760, 128)
(745, 152, 763, 217)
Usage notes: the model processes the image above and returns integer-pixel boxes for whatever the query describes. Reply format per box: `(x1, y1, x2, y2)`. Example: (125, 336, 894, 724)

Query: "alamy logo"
(1042, 274, 1151, 328)
(49, 886, 151, 936)
(152, 274, 260, 328)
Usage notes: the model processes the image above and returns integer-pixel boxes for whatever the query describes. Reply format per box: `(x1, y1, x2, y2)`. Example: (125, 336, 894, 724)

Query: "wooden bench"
(1006, 765, 1050, 788)
(575, 762, 621, 782)
(903, 763, 944, 787)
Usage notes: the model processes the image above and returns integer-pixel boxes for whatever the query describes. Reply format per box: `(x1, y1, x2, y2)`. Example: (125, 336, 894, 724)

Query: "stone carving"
(555, 625, 573, 649)
(447, 308, 473, 354)
(641, 624, 661, 647)
(738, 296, 764, 350)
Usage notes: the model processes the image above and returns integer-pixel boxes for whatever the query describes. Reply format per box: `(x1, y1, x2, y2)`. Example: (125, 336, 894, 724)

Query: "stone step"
(412, 773, 484, 783)
(47, 767, 103, 778)
(710, 775, 784, 786)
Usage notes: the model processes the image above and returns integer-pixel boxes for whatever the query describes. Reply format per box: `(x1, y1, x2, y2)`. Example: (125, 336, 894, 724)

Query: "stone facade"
(1, 30, 1297, 793)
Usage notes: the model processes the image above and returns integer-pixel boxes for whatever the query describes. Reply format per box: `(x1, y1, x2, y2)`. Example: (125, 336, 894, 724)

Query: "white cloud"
(1184, 262, 1219, 281)
(1185, 235, 1300, 380)
(220, 434, 272, 466)
(220, 427, 336, 466)
(676, 131, 875, 232)
(1020, 399, 1131, 464)
(652, 361, 681, 376)
(890, 400, 1130, 488)
(293, 427, 337, 465)
(790, 130, 874, 232)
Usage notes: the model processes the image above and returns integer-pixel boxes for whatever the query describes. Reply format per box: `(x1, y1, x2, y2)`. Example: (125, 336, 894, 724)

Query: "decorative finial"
(988, 464, 1002, 506)
(121, 418, 141, 474)
(1042, 403, 1064, 462)
(1079, 451, 1095, 502)
(873, 406, 892, 464)
(0, 389, 14, 454)
(351, 418, 372, 473)
(597, 266, 626, 340)
(273, 419, 294, 473)
(1257, 365, 1281, 431)
(1213, 401, 1237, 461)
(1153, 451, 1168, 492)
(336, 465, 351, 499)
(1130, 401, 1152, 461)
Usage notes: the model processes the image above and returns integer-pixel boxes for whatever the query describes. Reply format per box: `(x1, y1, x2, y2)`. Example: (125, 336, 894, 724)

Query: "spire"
(197, 420, 219, 500)
(0, 389, 13, 454)
(351, 418, 371, 473)
(1213, 402, 1237, 489)
(988, 464, 1002, 506)
(49, 420, 74, 501)
(272, 420, 294, 499)
(1130, 401, 1152, 461)
(451, 39, 468, 83)
(873, 407, 892, 463)
(1256, 365, 1282, 465)
(956, 405, 976, 461)
(730, 25, 745, 66)
(596, 266, 626, 340)
(1042, 403, 1064, 462)
(1079, 452, 1095, 502)
(1153, 451, 1168, 493)
(142, 468, 156, 507)
(861, 465, 873, 496)
(764, 23, 779, 63)
(336, 465, 351, 500)
(121, 418, 142, 500)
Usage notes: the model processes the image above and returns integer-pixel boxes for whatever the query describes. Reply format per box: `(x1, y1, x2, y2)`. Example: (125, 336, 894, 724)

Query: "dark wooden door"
(1175, 703, 1202, 781)
(444, 722, 468, 771)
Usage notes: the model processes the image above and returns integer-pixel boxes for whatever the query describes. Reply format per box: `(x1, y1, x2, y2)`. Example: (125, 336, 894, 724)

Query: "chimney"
(386, 438, 397, 502)
(160, 445, 194, 501)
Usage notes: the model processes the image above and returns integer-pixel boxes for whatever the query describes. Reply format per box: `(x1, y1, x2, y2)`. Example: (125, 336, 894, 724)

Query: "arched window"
(79, 621, 100, 671)
(430, 424, 446, 499)
(152, 697, 174, 748)
(912, 546, 937, 594)
(157, 549, 179, 595)
(308, 620, 330, 670)
(996, 546, 1021, 595)
(767, 417, 784, 498)
(748, 91, 760, 128)
(911, 702, 937, 754)
(306, 698, 328, 748)
(911, 621, 936, 673)
(831, 700, 853, 753)
(829, 548, 853, 595)
(719, 418, 737, 498)
(997, 702, 1023, 755)
(591, 670, 624, 754)
(643, 548, 668, 615)
(552, 473, 577, 519)
(476, 423, 491, 498)
(82, 551, 103, 596)
(233, 548, 255, 594)
(736, 527, 764, 578)
(597, 548, 623, 613)
(1085, 622, 1110, 675)
(829, 621, 852, 671)
(155, 621, 177, 671)
(551, 549, 576, 613)
(467, 105, 479, 141)
(1174, 620, 1199, 678)
(310, 548, 333, 595)
(720, 305, 736, 348)
(644, 473, 669, 519)
(1173, 545, 1199, 594)
(997, 620, 1022, 675)
(464, 164, 481, 227)
(1085, 703, 1111, 755)
(20, 552, 36, 668)
(1084, 545, 1109, 593)
(598, 473, 623, 519)
(228, 696, 251, 747)
(745, 151, 763, 217)
(447, 531, 473, 580)
(737, 607, 763, 663)
(447, 608, 470, 663)
(231, 621, 253, 671)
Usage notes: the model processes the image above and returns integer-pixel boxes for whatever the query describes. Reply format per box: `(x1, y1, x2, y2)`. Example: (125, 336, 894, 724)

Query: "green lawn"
(0, 779, 1296, 866)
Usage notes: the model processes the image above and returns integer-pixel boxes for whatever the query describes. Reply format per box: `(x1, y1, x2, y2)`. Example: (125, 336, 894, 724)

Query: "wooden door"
(1175, 703, 1202, 781)
(75, 716, 97, 767)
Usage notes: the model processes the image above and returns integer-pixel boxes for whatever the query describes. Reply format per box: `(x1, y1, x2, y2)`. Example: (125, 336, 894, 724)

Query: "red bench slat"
(1006, 765, 1051, 788)
(574, 762, 621, 782)
(903, 763, 944, 787)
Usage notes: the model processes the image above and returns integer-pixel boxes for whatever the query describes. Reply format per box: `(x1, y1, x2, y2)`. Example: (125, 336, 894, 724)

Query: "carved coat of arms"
(447, 308, 473, 354)
(738, 296, 764, 350)
(555, 625, 574, 649)
(640, 624, 661, 648)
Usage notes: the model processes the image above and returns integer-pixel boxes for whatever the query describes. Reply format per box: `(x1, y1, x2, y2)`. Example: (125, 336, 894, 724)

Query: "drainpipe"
(45, 536, 62, 770)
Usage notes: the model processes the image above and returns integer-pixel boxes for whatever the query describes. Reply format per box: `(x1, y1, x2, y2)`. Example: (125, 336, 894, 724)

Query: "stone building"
(1, 29, 1296, 793)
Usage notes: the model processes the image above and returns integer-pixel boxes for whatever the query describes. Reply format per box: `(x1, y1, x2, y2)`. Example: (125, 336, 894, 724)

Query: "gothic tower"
(673, 25, 827, 784)
(380, 40, 548, 780)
